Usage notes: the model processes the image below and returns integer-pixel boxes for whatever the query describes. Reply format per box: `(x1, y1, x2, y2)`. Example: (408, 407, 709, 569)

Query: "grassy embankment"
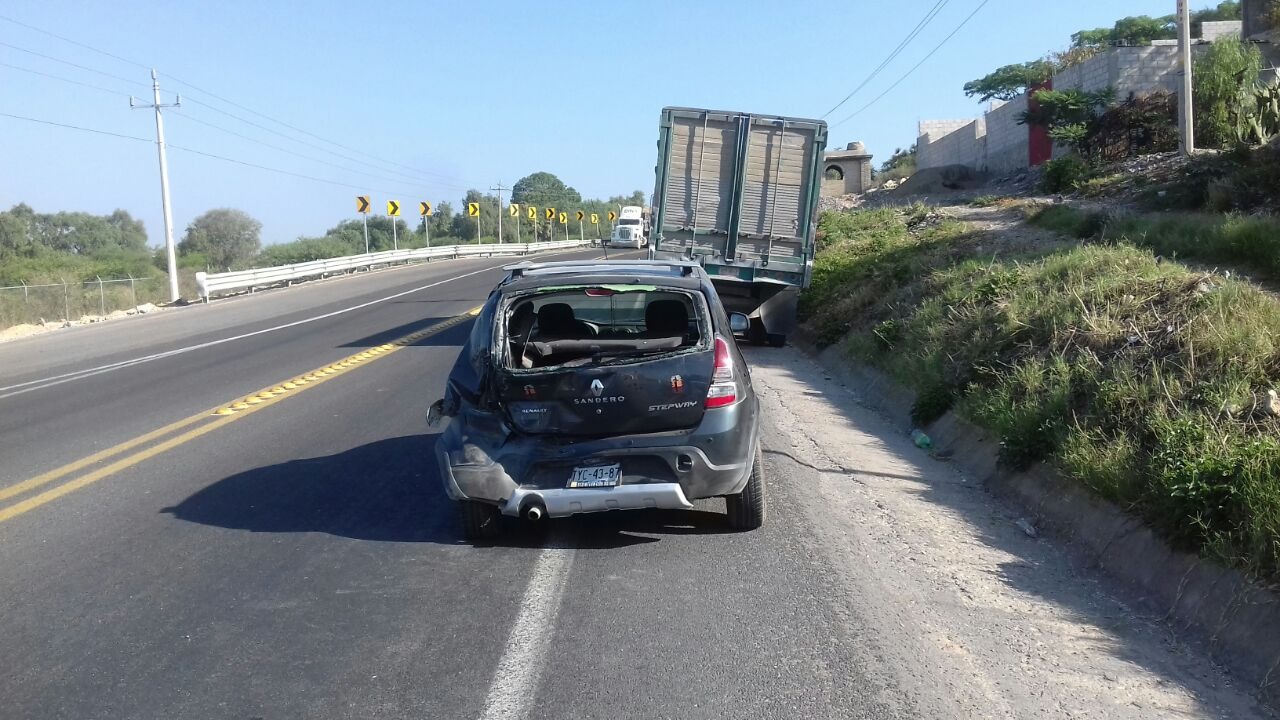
(0, 253, 196, 329)
(801, 205, 1280, 580)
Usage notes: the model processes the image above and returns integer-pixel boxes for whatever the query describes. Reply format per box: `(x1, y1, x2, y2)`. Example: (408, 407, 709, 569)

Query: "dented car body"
(430, 259, 766, 539)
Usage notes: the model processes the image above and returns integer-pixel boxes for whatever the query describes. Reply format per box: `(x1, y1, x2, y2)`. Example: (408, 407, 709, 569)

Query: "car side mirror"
(426, 398, 446, 428)
(729, 312, 750, 335)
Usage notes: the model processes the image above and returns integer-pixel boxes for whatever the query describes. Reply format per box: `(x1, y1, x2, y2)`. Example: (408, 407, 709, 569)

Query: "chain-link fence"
(0, 276, 172, 329)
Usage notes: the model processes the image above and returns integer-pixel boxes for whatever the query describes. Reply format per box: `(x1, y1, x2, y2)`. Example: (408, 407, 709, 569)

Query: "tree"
(963, 61, 1055, 102)
(1193, 37, 1264, 147)
(179, 208, 262, 270)
(874, 145, 917, 182)
(511, 172, 581, 206)
(1019, 87, 1116, 153)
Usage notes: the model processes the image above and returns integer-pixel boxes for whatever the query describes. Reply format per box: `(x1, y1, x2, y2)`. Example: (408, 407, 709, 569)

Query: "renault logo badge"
(590, 379, 604, 397)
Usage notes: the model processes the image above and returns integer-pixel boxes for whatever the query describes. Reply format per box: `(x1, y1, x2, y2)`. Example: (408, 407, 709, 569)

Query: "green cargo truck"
(650, 107, 828, 346)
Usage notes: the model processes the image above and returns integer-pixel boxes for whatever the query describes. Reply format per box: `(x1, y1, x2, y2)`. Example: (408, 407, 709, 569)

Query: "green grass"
(968, 195, 1003, 207)
(1029, 205, 1280, 279)
(803, 205, 1280, 580)
(0, 250, 195, 328)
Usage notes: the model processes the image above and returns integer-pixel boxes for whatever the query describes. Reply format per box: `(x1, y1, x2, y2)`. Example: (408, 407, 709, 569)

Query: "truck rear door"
(735, 117, 824, 270)
(654, 109, 741, 259)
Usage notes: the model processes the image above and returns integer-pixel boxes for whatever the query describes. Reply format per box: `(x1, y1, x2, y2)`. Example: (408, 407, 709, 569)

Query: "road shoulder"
(746, 347, 1272, 719)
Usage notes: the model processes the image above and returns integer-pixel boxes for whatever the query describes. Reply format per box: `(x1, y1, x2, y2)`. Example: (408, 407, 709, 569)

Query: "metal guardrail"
(194, 240, 594, 300)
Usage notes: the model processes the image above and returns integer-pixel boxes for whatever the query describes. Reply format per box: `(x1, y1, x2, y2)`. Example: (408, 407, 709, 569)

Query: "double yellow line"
(0, 308, 481, 525)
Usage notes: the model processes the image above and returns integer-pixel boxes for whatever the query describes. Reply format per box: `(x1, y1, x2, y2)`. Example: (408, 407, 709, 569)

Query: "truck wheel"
(767, 333, 787, 348)
(726, 447, 766, 530)
(457, 500, 501, 542)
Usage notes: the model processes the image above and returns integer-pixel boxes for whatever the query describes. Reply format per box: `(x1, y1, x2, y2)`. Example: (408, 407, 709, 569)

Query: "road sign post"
(591, 212, 600, 242)
(577, 210, 585, 243)
(357, 196, 371, 254)
(468, 202, 481, 243)
(387, 200, 401, 250)
(510, 203, 520, 245)
(420, 201, 433, 248)
(527, 206, 536, 242)
(546, 208, 556, 242)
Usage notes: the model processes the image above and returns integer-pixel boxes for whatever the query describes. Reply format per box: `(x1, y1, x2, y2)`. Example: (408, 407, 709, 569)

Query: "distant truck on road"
(649, 107, 828, 346)
(608, 205, 651, 248)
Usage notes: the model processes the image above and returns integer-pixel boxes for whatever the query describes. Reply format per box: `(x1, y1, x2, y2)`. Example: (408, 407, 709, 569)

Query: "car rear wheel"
(726, 446, 766, 530)
(457, 500, 501, 541)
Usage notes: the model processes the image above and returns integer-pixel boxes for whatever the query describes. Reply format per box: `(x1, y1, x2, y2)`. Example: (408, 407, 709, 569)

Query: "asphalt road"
(0, 250, 1271, 719)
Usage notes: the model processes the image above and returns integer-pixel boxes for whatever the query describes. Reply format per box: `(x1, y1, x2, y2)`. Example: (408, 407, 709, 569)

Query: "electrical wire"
(0, 111, 150, 143)
(178, 96, 455, 185)
(0, 111, 426, 197)
(0, 13, 461, 187)
(0, 39, 148, 89)
(821, 0, 949, 119)
(168, 112, 470, 193)
(0, 61, 132, 96)
(163, 72, 451, 181)
(832, 0, 992, 129)
(0, 12, 150, 70)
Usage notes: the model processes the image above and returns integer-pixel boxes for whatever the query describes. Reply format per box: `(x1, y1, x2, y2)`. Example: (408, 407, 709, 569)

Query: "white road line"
(1, 249, 623, 401)
(480, 547, 574, 720)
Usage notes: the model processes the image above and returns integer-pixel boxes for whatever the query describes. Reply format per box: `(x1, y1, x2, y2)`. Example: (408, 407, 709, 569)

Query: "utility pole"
(131, 70, 181, 303)
(490, 181, 510, 243)
(1178, 0, 1195, 155)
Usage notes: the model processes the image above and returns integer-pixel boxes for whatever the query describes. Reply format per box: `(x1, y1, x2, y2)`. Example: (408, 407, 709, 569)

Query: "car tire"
(726, 446, 766, 530)
(457, 500, 501, 541)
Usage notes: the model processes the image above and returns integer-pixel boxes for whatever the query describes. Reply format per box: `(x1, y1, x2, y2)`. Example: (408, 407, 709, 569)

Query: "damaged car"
(427, 259, 765, 540)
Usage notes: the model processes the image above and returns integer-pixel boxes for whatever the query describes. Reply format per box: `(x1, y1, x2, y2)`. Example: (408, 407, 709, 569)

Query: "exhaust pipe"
(523, 503, 545, 522)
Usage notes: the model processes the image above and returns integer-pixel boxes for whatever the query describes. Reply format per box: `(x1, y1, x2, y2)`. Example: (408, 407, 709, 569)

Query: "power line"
(0, 110, 435, 197)
(0, 12, 149, 70)
(168, 112, 469, 193)
(0, 111, 150, 143)
(0, 61, 132, 96)
(162, 72, 450, 181)
(0, 39, 148, 89)
(822, 0, 949, 119)
(0, 13, 462, 188)
(832, 0, 992, 129)
(179, 96, 455, 185)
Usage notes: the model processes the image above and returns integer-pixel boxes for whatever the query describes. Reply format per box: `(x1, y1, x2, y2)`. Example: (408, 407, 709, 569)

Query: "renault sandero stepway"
(427, 259, 764, 541)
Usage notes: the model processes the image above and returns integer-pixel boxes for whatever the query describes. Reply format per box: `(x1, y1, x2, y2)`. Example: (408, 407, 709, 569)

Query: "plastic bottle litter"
(911, 429, 933, 450)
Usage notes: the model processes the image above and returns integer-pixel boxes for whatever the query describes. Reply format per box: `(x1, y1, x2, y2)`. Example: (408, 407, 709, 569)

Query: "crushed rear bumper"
(435, 399, 757, 517)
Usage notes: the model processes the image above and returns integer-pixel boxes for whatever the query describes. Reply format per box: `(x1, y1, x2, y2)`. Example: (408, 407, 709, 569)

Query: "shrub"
(803, 206, 1280, 580)
(1193, 38, 1264, 148)
(1040, 155, 1092, 193)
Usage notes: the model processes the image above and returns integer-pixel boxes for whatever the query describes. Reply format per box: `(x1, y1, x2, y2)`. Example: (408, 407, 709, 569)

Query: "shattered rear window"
(501, 286, 708, 370)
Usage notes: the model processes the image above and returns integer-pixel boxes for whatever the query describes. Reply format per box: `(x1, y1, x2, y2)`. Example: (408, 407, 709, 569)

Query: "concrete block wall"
(918, 119, 973, 143)
(1202, 20, 1243, 41)
(1053, 53, 1111, 93)
(918, 118, 986, 170)
(984, 93, 1029, 175)
(1112, 45, 1182, 98)
(914, 39, 1221, 174)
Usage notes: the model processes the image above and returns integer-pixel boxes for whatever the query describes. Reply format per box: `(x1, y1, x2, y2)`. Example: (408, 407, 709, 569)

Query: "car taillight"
(705, 336, 737, 409)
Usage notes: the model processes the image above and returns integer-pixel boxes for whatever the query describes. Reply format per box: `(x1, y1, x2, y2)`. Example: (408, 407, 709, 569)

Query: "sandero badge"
(427, 259, 765, 541)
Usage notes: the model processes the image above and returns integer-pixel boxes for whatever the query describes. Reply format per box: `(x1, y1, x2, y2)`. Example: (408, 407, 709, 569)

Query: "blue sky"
(1, 0, 1189, 246)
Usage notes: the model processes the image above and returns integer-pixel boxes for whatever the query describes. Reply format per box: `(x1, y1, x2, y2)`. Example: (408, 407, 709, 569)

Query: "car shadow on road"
(162, 433, 732, 550)
(339, 316, 475, 348)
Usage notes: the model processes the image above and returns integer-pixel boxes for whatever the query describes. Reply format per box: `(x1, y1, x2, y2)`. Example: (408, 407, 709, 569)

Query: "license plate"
(567, 463, 621, 488)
